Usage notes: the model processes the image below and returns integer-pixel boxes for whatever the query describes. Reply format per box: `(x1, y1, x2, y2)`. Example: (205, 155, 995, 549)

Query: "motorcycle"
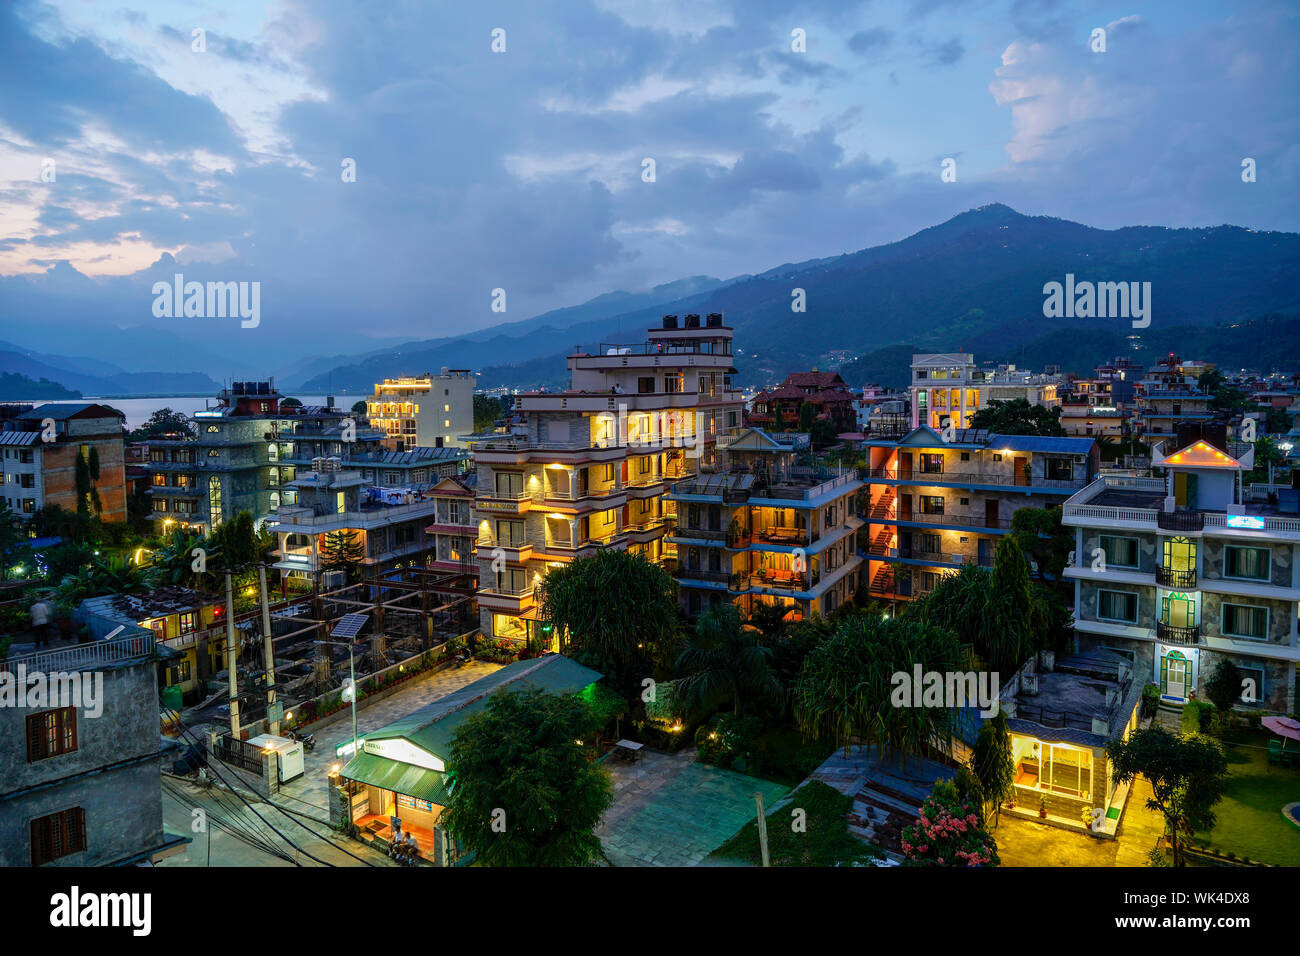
(286, 729, 315, 752)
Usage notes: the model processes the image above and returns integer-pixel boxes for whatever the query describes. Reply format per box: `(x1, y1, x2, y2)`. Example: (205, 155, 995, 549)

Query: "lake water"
(16, 395, 362, 430)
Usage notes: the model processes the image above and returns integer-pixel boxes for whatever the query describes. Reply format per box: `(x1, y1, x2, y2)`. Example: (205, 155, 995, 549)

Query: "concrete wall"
(0, 657, 166, 866)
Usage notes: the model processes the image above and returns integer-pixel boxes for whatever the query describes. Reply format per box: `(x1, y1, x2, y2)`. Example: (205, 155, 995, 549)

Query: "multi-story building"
(1058, 376, 1127, 438)
(367, 369, 476, 451)
(1132, 355, 1215, 443)
(467, 312, 745, 644)
(908, 354, 1061, 431)
(147, 385, 468, 533)
(146, 380, 295, 532)
(0, 628, 187, 866)
(0, 402, 127, 520)
(666, 428, 864, 620)
(424, 474, 478, 574)
(1063, 422, 1299, 712)
(862, 426, 1098, 600)
(267, 460, 442, 584)
(748, 371, 857, 434)
(78, 587, 228, 705)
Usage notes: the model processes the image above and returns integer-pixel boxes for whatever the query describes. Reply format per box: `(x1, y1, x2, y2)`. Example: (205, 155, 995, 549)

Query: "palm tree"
(148, 528, 221, 589)
(791, 614, 967, 761)
(676, 604, 781, 716)
(89, 555, 147, 594)
(747, 600, 791, 641)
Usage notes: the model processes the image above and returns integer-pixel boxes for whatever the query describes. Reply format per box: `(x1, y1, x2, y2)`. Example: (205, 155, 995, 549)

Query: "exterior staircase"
(870, 564, 895, 595)
(1154, 699, 1184, 734)
(869, 488, 895, 521)
(866, 527, 893, 556)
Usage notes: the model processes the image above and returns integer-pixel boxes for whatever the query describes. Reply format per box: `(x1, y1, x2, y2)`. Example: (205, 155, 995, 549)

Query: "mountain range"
(4, 204, 1298, 397)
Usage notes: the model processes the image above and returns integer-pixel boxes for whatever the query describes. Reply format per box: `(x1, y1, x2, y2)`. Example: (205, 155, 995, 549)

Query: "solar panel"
(331, 613, 370, 639)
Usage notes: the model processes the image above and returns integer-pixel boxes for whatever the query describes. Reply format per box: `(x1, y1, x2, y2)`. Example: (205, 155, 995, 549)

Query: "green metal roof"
(358, 655, 603, 764)
(340, 751, 454, 804)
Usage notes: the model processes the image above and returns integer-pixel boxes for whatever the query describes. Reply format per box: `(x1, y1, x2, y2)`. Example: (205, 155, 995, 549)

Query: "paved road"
(159, 776, 395, 867)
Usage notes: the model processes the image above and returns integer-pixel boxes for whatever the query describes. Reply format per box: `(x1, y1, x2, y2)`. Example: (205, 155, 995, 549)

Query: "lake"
(13, 394, 364, 430)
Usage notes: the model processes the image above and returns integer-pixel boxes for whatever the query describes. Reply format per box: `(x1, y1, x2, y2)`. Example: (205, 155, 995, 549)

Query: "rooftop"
(1003, 651, 1141, 746)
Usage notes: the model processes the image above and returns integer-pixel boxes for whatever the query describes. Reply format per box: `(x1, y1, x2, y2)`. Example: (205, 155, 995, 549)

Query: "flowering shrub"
(900, 779, 999, 867)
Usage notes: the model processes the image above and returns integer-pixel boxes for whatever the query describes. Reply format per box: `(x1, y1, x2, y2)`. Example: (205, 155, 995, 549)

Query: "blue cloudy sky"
(0, 0, 1296, 362)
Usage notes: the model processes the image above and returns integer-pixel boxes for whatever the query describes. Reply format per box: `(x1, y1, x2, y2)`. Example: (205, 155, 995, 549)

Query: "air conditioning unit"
(320, 570, 346, 589)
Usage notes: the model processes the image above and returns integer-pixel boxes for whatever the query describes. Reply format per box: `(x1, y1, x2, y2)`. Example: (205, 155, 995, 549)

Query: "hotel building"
(862, 426, 1099, 600)
(909, 354, 1061, 432)
(1063, 423, 1299, 712)
(466, 312, 744, 644)
(367, 370, 476, 451)
(666, 428, 864, 620)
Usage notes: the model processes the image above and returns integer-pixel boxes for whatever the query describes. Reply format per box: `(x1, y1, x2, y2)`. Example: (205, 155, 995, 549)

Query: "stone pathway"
(596, 749, 789, 866)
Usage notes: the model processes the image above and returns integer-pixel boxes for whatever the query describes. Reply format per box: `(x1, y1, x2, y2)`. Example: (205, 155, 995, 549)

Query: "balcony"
(1155, 566, 1197, 588)
(1156, 620, 1200, 645)
(1156, 510, 1204, 532)
(869, 467, 1086, 491)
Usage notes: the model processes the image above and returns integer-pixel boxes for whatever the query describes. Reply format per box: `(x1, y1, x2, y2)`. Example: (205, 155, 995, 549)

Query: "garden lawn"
(1191, 730, 1300, 867)
(708, 779, 882, 867)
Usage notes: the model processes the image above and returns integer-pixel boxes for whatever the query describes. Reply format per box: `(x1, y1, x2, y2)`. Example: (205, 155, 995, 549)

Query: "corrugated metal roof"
(0, 431, 41, 446)
(339, 752, 454, 804)
(362, 655, 602, 761)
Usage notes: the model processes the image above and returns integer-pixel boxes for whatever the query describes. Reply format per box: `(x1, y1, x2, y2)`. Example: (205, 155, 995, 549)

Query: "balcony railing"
(869, 467, 1086, 490)
(1155, 567, 1197, 588)
(1156, 510, 1204, 532)
(1156, 620, 1200, 645)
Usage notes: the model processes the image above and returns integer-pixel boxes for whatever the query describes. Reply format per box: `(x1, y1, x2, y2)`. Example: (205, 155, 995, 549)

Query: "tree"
(969, 398, 1066, 437)
(0, 500, 23, 573)
(281, 397, 302, 408)
(319, 529, 365, 581)
(441, 687, 613, 866)
(969, 711, 1015, 826)
(1203, 659, 1243, 726)
(149, 528, 221, 590)
(535, 549, 679, 699)
(473, 394, 506, 431)
(791, 614, 967, 760)
(1198, 368, 1252, 416)
(1010, 505, 1072, 583)
(906, 547, 1045, 676)
(900, 779, 999, 867)
(676, 604, 781, 716)
(350, 400, 368, 417)
(210, 511, 268, 569)
(129, 407, 194, 442)
(1107, 727, 1228, 866)
(1264, 406, 1291, 435)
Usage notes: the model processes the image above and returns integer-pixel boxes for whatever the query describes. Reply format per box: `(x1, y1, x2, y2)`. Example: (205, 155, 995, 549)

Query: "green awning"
(341, 752, 453, 806)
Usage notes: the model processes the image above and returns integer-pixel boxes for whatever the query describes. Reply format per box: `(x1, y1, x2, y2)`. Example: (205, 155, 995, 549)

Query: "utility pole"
(224, 570, 241, 738)
(259, 564, 279, 736)
(755, 791, 770, 868)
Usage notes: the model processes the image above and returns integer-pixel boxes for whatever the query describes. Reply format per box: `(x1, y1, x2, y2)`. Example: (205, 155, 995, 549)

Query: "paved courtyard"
(596, 749, 789, 866)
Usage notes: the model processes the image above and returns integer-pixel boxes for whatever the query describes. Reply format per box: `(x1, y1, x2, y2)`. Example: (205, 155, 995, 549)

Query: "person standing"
(29, 598, 53, 647)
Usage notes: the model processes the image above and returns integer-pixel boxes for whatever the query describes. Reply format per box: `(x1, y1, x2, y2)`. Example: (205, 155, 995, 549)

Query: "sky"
(0, 0, 1296, 366)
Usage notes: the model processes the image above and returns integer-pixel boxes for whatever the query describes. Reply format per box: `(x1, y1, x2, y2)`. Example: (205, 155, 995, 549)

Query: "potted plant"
(1038, 796, 1048, 819)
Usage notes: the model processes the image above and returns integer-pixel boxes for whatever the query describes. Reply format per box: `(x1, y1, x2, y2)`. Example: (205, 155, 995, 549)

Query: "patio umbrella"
(1261, 716, 1300, 757)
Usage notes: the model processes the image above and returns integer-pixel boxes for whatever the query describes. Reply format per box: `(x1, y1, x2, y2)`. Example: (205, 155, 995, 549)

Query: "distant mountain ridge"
(0, 341, 221, 396)
(299, 203, 1300, 391)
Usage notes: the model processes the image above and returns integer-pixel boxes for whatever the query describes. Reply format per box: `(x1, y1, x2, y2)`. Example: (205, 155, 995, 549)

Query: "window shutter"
(26, 713, 44, 762)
